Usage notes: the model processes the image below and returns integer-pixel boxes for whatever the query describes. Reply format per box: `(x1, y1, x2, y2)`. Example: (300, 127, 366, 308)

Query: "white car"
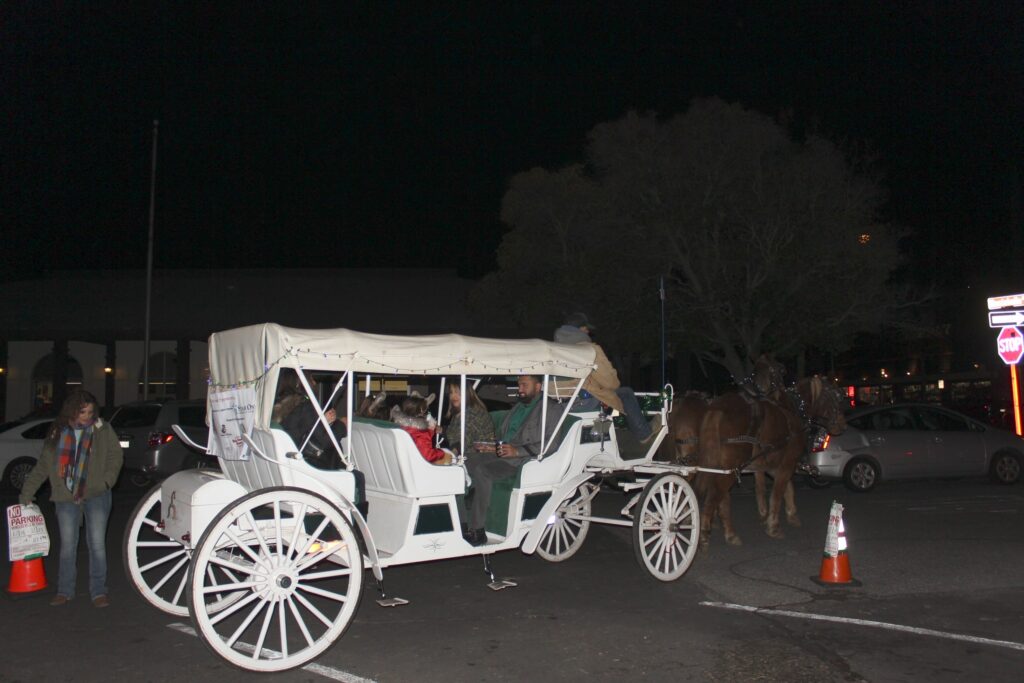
(0, 418, 52, 491)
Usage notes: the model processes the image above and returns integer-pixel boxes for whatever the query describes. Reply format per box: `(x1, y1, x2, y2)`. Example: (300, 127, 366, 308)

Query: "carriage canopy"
(207, 323, 599, 429)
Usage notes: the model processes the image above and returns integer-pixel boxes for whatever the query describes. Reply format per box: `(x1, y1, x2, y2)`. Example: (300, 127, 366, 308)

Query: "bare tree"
(473, 98, 905, 381)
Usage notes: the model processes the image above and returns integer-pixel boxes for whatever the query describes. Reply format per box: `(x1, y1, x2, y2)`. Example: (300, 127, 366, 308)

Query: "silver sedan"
(807, 403, 1023, 492)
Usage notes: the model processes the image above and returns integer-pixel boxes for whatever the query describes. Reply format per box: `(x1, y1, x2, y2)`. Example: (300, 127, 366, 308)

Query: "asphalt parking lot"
(3, 476, 1023, 682)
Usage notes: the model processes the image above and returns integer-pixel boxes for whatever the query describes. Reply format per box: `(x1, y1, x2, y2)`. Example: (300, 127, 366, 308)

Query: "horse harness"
(724, 392, 799, 480)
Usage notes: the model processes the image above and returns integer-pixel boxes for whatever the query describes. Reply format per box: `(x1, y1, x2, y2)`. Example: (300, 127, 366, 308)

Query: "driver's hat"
(564, 312, 595, 330)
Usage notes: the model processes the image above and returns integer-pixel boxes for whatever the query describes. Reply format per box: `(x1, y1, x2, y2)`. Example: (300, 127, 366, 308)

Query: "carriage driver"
(553, 312, 660, 444)
(462, 375, 565, 546)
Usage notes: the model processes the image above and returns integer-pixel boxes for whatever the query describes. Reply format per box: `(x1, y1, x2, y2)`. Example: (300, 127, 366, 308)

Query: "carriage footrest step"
(376, 596, 410, 607)
(487, 579, 518, 591)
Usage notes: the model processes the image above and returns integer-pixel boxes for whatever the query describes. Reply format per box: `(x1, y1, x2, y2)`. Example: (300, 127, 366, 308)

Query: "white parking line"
(166, 623, 377, 682)
(700, 601, 1024, 652)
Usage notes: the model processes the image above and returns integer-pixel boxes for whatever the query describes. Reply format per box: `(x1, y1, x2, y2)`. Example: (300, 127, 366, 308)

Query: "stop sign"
(997, 326, 1024, 365)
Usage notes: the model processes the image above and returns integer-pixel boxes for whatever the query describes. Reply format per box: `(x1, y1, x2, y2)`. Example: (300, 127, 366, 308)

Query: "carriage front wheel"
(536, 481, 598, 562)
(632, 472, 699, 582)
(187, 487, 364, 673)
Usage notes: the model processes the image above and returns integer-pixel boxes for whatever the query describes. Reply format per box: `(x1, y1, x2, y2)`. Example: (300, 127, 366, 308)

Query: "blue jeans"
(54, 489, 112, 599)
(570, 388, 652, 440)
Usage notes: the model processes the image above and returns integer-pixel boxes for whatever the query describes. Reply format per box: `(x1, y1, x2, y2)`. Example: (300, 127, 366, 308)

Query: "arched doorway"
(138, 351, 177, 399)
(31, 353, 84, 416)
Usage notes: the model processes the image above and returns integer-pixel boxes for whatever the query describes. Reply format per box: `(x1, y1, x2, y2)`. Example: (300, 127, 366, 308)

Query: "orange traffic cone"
(7, 556, 48, 596)
(811, 501, 861, 587)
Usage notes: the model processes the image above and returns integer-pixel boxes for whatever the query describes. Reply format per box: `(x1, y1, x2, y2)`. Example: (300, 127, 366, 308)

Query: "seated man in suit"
(462, 374, 565, 545)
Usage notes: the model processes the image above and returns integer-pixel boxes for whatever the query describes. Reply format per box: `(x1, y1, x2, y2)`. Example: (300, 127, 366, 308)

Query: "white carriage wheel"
(187, 487, 364, 673)
(123, 484, 248, 617)
(632, 473, 699, 582)
(536, 481, 597, 562)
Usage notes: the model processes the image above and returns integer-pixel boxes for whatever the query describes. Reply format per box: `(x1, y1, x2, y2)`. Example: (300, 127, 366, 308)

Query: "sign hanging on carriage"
(996, 326, 1024, 365)
(208, 387, 257, 460)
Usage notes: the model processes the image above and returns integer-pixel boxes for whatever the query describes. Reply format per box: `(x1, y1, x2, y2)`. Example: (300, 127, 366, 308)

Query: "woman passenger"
(444, 383, 495, 458)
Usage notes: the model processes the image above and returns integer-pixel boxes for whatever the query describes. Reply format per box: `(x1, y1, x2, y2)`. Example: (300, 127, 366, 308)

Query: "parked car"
(110, 399, 216, 481)
(807, 403, 1024, 492)
(802, 426, 859, 488)
(0, 418, 53, 491)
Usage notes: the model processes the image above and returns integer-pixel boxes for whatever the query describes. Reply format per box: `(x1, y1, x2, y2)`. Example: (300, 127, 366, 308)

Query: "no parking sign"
(6, 503, 50, 562)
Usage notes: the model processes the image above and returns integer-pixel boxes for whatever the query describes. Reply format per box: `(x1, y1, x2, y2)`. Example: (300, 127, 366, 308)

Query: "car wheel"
(129, 472, 153, 488)
(4, 458, 36, 491)
(843, 457, 878, 493)
(805, 474, 832, 489)
(989, 451, 1021, 485)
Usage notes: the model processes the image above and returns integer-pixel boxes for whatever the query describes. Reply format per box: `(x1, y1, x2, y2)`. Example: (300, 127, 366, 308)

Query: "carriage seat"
(346, 418, 464, 499)
(217, 428, 358, 506)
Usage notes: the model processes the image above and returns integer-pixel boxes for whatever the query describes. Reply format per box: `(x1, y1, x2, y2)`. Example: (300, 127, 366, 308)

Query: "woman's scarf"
(57, 424, 94, 502)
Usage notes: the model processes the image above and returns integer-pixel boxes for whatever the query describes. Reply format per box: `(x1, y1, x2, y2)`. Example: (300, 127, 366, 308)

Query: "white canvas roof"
(207, 323, 598, 427)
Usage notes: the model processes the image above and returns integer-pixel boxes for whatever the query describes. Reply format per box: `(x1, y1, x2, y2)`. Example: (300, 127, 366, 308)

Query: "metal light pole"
(143, 120, 159, 399)
(659, 275, 666, 387)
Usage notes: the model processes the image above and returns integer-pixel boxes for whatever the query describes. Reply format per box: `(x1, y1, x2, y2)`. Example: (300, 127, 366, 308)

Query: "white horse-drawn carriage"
(123, 323, 702, 671)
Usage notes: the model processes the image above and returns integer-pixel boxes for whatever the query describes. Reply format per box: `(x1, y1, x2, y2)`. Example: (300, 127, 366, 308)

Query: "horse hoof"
(766, 528, 785, 539)
(787, 515, 802, 527)
(725, 534, 742, 546)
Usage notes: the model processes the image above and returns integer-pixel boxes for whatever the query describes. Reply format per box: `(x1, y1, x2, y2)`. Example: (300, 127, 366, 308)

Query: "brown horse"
(660, 391, 711, 464)
(752, 377, 846, 528)
(748, 354, 786, 401)
(695, 375, 845, 549)
(660, 355, 784, 465)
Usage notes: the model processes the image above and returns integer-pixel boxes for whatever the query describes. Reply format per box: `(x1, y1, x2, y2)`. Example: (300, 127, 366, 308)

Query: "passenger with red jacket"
(390, 394, 453, 465)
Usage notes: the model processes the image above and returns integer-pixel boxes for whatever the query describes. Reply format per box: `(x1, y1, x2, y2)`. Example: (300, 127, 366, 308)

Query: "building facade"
(0, 268, 477, 421)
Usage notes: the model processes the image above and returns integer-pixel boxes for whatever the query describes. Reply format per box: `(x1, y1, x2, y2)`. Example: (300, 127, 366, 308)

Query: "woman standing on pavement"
(19, 389, 123, 607)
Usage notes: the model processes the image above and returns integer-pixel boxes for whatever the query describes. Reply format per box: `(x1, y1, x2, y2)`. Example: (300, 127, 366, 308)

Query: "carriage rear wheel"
(123, 484, 248, 616)
(187, 487, 363, 673)
(536, 481, 597, 562)
(632, 472, 699, 582)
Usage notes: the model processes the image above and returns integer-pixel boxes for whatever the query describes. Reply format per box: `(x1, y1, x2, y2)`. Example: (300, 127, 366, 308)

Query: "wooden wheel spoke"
(138, 547, 188, 573)
(286, 595, 316, 648)
(149, 555, 189, 593)
(210, 590, 262, 626)
(297, 582, 349, 603)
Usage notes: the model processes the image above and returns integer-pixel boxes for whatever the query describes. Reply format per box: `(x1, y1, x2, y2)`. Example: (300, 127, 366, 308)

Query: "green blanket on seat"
(483, 409, 578, 535)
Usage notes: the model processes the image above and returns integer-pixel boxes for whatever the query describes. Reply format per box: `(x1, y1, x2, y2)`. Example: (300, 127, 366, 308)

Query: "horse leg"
(784, 480, 801, 527)
(754, 471, 768, 522)
(765, 473, 787, 538)
(718, 485, 742, 546)
(698, 476, 720, 551)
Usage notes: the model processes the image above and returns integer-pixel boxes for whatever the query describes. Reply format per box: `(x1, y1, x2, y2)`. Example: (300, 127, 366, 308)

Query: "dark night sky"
(2, 2, 1022, 292)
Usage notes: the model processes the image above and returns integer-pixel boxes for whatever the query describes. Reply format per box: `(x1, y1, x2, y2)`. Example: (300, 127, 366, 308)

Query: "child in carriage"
(390, 394, 453, 465)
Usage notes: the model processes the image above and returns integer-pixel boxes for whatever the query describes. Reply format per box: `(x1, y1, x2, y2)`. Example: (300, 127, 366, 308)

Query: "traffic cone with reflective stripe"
(811, 501, 861, 587)
(6, 556, 48, 596)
